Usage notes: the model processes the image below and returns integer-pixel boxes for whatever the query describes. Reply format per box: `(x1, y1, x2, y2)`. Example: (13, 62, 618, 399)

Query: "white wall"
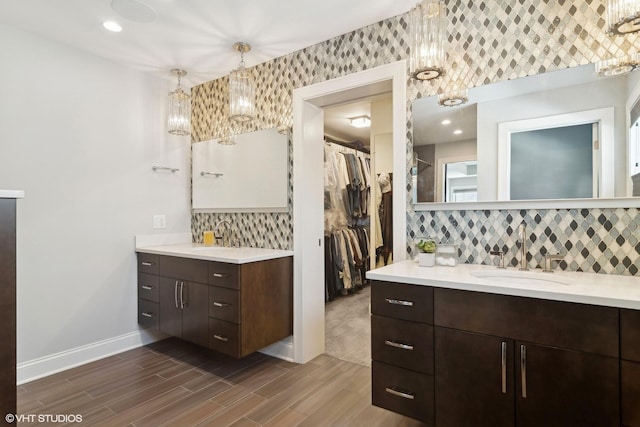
(0, 24, 191, 381)
(371, 97, 393, 173)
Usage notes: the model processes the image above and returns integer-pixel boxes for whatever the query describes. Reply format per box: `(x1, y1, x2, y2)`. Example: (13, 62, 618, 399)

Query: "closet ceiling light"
(606, 0, 640, 34)
(438, 89, 468, 107)
(409, 0, 446, 80)
(595, 54, 640, 77)
(349, 116, 371, 128)
(229, 42, 256, 122)
(167, 69, 191, 136)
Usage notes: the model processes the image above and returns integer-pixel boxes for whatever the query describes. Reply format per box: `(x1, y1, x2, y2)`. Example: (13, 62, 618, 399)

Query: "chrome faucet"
(214, 220, 232, 247)
(518, 222, 528, 271)
(543, 253, 564, 273)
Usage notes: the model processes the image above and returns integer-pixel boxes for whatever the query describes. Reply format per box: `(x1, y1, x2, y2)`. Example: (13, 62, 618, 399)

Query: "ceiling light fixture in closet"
(229, 42, 256, 122)
(349, 115, 371, 128)
(167, 69, 191, 136)
(409, 0, 446, 80)
(606, 0, 640, 34)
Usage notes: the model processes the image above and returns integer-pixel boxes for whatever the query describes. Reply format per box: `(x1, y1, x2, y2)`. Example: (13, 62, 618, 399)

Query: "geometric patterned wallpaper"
(191, 0, 640, 276)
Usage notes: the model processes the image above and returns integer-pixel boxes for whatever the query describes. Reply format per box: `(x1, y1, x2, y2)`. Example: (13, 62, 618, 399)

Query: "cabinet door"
(622, 360, 640, 427)
(159, 277, 182, 337)
(181, 281, 209, 347)
(516, 342, 619, 427)
(435, 327, 514, 427)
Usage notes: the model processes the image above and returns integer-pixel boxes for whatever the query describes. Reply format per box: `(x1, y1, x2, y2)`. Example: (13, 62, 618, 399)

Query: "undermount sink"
(471, 269, 574, 286)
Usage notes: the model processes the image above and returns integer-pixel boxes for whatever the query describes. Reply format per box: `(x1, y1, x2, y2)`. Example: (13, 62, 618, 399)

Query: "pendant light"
(606, 0, 640, 34)
(410, 0, 447, 80)
(167, 69, 190, 136)
(438, 89, 469, 107)
(595, 53, 640, 76)
(229, 42, 255, 122)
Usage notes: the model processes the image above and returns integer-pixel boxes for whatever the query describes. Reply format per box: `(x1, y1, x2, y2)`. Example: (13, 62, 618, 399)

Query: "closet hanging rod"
(152, 166, 179, 173)
(324, 137, 370, 154)
(201, 171, 223, 177)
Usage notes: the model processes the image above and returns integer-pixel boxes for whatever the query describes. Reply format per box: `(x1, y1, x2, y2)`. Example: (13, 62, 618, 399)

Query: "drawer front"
(371, 281, 433, 324)
(137, 253, 159, 275)
(159, 255, 208, 283)
(372, 361, 434, 424)
(209, 262, 239, 289)
(434, 288, 619, 357)
(209, 318, 241, 357)
(209, 286, 240, 323)
(138, 299, 159, 329)
(138, 273, 159, 302)
(621, 309, 640, 362)
(622, 360, 640, 427)
(372, 315, 433, 374)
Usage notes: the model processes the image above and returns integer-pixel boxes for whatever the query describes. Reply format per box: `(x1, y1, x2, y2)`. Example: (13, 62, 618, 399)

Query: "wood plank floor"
(17, 338, 426, 426)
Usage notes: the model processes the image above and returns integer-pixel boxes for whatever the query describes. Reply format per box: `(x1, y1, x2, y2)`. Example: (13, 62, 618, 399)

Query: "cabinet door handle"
(212, 273, 228, 278)
(385, 387, 415, 400)
(141, 285, 153, 290)
(501, 341, 507, 394)
(213, 302, 230, 307)
(384, 340, 414, 351)
(213, 334, 229, 342)
(520, 344, 527, 398)
(174, 281, 179, 308)
(384, 298, 414, 307)
(141, 262, 153, 266)
(141, 312, 153, 318)
(180, 282, 186, 309)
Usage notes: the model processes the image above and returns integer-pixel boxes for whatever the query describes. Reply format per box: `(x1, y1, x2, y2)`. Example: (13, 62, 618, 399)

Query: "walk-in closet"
(322, 93, 393, 367)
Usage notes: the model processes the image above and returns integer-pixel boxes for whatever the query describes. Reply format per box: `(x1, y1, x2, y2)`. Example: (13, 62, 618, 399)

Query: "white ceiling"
(0, 0, 416, 87)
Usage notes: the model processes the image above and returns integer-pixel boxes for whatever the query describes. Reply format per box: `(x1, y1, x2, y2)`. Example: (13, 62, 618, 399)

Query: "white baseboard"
(259, 336, 295, 362)
(17, 330, 163, 385)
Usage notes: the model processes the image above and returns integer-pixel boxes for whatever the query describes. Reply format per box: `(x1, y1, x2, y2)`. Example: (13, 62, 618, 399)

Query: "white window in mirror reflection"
(444, 161, 478, 202)
(497, 108, 614, 201)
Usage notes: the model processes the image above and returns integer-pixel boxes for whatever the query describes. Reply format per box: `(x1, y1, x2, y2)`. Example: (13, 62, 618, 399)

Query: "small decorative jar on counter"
(435, 244, 458, 267)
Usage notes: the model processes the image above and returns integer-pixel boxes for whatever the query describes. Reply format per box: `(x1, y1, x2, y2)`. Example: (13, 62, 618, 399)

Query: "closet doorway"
(322, 94, 393, 366)
(291, 61, 407, 364)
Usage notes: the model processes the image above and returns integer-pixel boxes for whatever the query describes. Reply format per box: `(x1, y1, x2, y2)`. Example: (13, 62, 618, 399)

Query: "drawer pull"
(385, 298, 414, 307)
(501, 341, 507, 394)
(212, 273, 229, 278)
(385, 387, 415, 400)
(384, 340, 414, 351)
(141, 312, 153, 318)
(141, 285, 153, 290)
(213, 302, 230, 307)
(213, 334, 229, 342)
(141, 262, 153, 266)
(521, 344, 527, 398)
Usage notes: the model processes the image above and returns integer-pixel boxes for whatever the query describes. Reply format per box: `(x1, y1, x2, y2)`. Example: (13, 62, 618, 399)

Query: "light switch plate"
(153, 215, 166, 229)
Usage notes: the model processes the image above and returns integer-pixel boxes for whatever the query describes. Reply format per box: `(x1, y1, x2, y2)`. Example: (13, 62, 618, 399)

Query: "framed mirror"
(412, 63, 640, 208)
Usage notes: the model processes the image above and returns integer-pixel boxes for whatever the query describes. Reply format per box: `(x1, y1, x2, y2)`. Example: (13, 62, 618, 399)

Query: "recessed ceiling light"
(441, 119, 451, 125)
(102, 21, 123, 32)
(453, 129, 463, 135)
(349, 115, 371, 128)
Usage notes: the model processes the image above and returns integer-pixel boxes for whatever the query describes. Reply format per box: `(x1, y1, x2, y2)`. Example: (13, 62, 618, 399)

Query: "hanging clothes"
(378, 173, 393, 265)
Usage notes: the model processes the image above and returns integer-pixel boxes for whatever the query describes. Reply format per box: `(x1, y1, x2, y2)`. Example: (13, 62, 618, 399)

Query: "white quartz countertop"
(135, 243, 293, 264)
(367, 260, 640, 310)
(0, 190, 24, 199)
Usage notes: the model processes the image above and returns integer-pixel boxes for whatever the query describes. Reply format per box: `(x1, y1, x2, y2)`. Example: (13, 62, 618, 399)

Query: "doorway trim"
(291, 61, 407, 363)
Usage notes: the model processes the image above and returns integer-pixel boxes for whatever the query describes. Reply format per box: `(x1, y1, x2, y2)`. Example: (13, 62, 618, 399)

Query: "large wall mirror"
(412, 63, 640, 207)
(192, 128, 289, 212)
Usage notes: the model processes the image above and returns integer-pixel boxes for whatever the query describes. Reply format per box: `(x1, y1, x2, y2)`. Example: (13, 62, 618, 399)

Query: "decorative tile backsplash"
(191, 1, 639, 275)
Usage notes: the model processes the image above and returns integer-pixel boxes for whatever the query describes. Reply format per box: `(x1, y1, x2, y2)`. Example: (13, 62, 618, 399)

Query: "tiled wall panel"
(191, 1, 639, 275)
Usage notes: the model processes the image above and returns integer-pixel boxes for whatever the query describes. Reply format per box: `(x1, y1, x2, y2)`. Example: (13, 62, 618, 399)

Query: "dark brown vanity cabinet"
(137, 253, 293, 359)
(434, 288, 620, 427)
(621, 309, 640, 427)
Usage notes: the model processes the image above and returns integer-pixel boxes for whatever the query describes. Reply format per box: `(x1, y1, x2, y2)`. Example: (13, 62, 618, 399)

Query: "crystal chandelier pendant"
(167, 69, 190, 136)
(229, 42, 256, 122)
(606, 0, 640, 34)
(595, 54, 640, 77)
(410, 1, 447, 80)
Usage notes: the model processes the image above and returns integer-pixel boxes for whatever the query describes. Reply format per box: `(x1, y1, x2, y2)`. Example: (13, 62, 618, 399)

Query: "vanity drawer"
(372, 315, 433, 375)
(209, 262, 239, 289)
(209, 286, 240, 323)
(209, 318, 240, 357)
(137, 253, 159, 275)
(371, 281, 433, 324)
(622, 360, 640, 427)
(434, 288, 619, 357)
(138, 273, 159, 302)
(138, 299, 159, 329)
(372, 361, 434, 424)
(621, 309, 640, 362)
(159, 255, 208, 283)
